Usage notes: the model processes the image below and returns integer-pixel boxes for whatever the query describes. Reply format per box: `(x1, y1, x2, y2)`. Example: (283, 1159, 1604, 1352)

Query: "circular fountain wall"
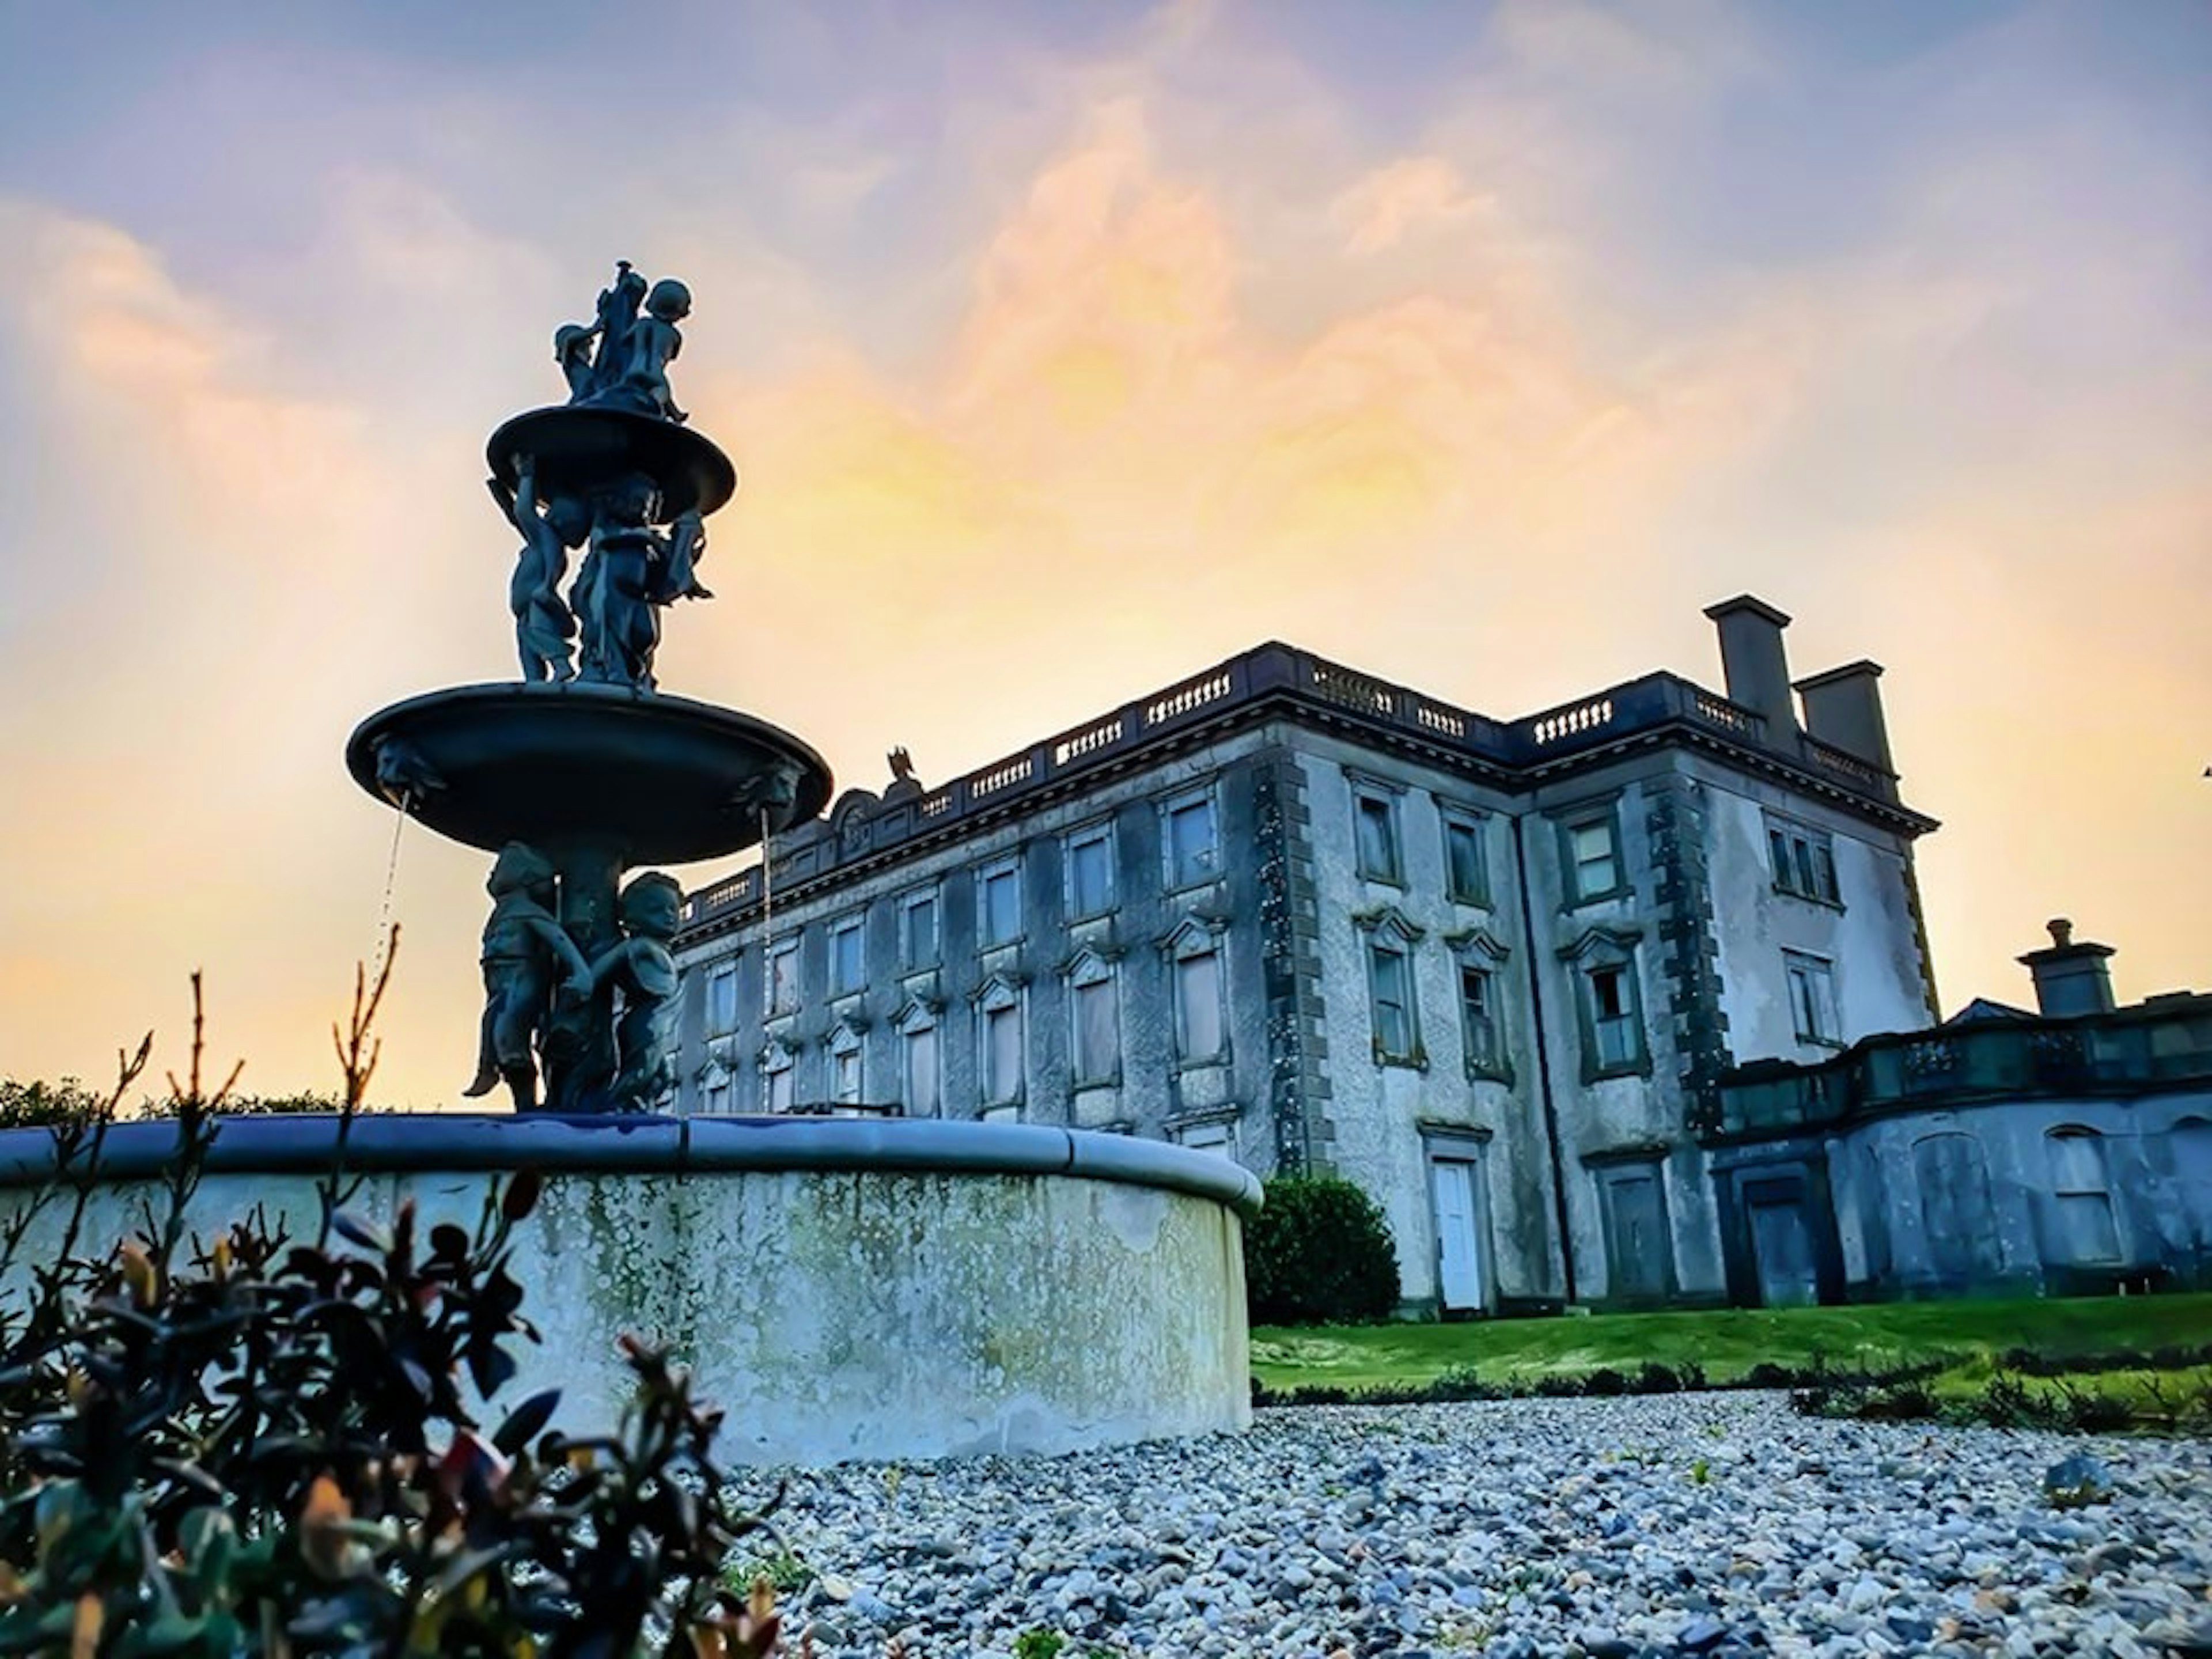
(0, 1114, 1257, 1464)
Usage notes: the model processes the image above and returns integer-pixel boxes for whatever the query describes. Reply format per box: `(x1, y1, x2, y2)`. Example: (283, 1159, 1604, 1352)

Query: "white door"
(1430, 1158, 1486, 1311)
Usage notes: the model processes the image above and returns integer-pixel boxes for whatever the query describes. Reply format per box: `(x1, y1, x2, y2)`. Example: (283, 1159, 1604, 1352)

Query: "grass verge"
(1252, 1292, 2212, 1395)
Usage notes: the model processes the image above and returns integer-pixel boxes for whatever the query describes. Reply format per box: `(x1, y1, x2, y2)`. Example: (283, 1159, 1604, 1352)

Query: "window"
(1588, 965, 1639, 1070)
(706, 960, 738, 1035)
(1767, 815, 1842, 905)
(978, 982, 1024, 1104)
(978, 859, 1022, 948)
(900, 887, 939, 968)
(1368, 942, 1419, 1063)
(1354, 789, 1403, 883)
(828, 914, 865, 997)
(1179, 1119, 1234, 1160)
(1168, 929, 1226, 1063)
(1460, 966, 1500, 1074)
(1443, 815, 1488, 906)
(766, 938, 800, 1016)
(1068, 955, 1118, 1086)
(1066, 825, 1115, 919)
(703, 1078, 732, 1116)
(762, 1047, 795, 1113)
(900, 1009, 940, 1116)
(1164, 792, 1218, 889)
(2047, 1129, 2120, 1264)
(830, 1027, 863, 1105)
(1784, 950, 1841, 1047)
(1564, 814, 1623, 903)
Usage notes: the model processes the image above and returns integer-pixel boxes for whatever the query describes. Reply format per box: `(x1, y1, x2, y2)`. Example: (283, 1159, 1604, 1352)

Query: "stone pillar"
(2018, 919, 2118, 1018)
(1795, 659, 1895, 774)
(1702, 595, 1796, 740)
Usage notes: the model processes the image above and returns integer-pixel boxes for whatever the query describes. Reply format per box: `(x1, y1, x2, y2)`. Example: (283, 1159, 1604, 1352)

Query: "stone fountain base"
(0, 1115, 1257, 1464)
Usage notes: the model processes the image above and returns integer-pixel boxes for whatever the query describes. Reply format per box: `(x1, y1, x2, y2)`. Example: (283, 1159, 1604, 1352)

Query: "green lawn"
(1251, 1293, 2212, 1392)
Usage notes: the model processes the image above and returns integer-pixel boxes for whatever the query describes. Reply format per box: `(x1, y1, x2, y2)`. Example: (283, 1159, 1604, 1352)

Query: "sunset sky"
(1, 1, 2206, 1107)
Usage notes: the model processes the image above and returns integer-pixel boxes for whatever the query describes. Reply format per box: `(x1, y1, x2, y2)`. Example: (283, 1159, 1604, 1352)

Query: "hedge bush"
(1244, 1173, 1400, 1325)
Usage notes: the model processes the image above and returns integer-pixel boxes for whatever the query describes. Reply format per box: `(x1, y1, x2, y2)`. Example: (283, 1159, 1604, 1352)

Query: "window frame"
(1350, 780, 1406, 886)
(1559, 925, 1650, 1082)
(2046, 1126, 2122, 1265)
(976, 978, 1025, 1107)
(1064, 821, 1117, 921)
(1558, 805, 1628, 907)
(899, 884, 940, 969)
(1440, 809, 1491, 907)
(1163, 919, 1230, 1067)
(1065, 950, 1120, 1089)
(704, 958, 739, 1036)
(827, 911, 867, 998)
(765, 935, 801, 1018)
(896, 1002, 940, 1118)
(828, 1022, 864, 1106)
(1161, 787, 1221, 892)
(1783, 948, 1843, 1048)
(976, 856, 1024, 950)
(1766, 812, 1843, 907)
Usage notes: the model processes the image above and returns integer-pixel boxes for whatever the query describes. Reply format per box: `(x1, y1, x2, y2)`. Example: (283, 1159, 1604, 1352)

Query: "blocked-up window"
(1165, 794, 1218, 888)
(767, 940, 800, 1016)
(902, 1018, 938, 1116)
(978, 861, 1022, 947)
(1173, 944, 1225, 1062)
(763, 1052, 795, 1114)
(1067, 827, 1114, 918)
(897, 889, 937, 968)
(2047, 1129, 2120, 1264)
(1355, 791, 1403, 882)
(981, 993, 1023, 1104)
(828, 916, 865, 996)
(706, 961, 738, 1034)
(1070, 965, 1118, 1086)
(1444, 817, 1488, 905)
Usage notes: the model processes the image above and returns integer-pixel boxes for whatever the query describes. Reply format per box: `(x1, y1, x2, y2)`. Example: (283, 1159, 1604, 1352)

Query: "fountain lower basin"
(0, 1114, 1257, 1464)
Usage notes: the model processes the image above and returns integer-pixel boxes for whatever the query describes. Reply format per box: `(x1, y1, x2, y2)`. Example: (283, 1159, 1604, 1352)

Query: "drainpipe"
(1513, 812, 1578, 1306)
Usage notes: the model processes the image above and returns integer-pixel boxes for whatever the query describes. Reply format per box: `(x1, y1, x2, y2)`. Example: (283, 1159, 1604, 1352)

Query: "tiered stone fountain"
(0, 265, 1256, 1462)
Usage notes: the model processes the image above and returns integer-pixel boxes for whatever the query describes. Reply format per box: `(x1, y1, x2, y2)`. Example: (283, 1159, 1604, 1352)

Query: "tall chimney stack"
(2018, 918, 2117, 1018)
(1795, 660, 1896, 775)
(1702, 595, 1796, 739)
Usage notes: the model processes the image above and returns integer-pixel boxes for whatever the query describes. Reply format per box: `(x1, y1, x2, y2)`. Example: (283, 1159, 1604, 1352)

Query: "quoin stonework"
(669, 594, 2212, 1314)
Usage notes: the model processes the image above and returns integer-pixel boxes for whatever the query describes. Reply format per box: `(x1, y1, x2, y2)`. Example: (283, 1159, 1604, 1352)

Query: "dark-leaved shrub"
(1244, 1173, 1400, 1325)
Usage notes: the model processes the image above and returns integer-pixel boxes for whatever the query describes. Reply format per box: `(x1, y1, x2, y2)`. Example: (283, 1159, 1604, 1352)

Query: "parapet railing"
(681, 642, 1884, 929)
(1709, 1005, 2212, 1139)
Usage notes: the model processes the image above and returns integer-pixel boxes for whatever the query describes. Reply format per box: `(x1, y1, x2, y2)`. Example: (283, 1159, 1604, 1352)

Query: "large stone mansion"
(667, 595, 2075, 1312)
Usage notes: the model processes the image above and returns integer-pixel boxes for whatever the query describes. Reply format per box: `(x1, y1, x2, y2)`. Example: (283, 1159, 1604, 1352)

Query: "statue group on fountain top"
(465, 842, 683, 1114)
(487, 263, 716, 692)
(558, 258, 692, 423)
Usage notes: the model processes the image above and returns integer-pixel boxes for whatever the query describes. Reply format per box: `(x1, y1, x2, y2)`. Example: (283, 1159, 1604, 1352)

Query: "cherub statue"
(586, 872, 684, 1112)
(618, 278, 691, 423)
(490, 452, 591, 682)
(464, 842, 594, 1112)
(574, 472, 664, 689)
(652, 507, 711, 604)
(586, 260, 647, 402)
(554, 323, 599, 400)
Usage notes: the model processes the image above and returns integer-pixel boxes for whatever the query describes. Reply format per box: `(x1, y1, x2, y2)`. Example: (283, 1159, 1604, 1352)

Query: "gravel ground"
(734, 1391, 2212, 1659)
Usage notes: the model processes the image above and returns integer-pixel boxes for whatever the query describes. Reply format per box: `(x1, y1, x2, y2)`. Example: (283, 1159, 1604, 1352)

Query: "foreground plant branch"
(0, 950, 790, 1658)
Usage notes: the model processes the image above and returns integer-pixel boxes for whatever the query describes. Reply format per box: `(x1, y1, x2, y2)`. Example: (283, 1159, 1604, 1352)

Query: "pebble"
(722, 1391, 2212, 1659)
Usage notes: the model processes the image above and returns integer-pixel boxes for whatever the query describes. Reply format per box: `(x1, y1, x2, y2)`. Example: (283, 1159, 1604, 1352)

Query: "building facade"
(1710, 921, 2212, 1305)
(670, 596, 1942, 1315)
